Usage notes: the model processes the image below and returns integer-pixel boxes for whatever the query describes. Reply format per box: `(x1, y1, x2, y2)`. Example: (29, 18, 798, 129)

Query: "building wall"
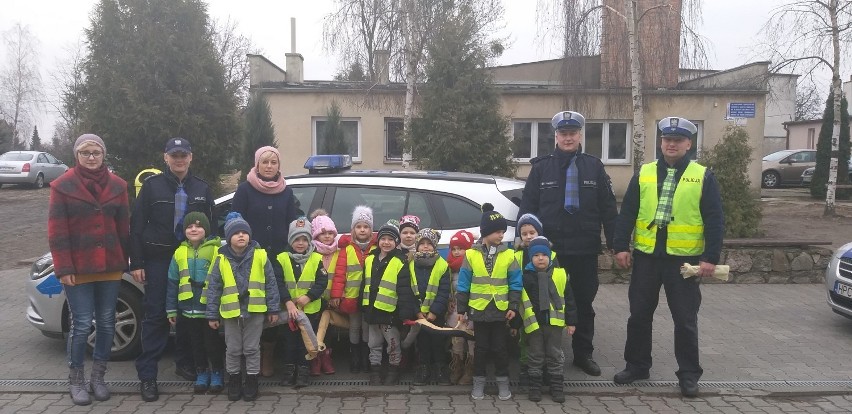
(766, 76, 797, 138)
(786, 121, 821, 150)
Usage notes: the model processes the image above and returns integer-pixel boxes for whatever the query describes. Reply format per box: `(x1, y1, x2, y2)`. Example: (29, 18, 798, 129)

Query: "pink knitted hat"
(311, 214, 338, 240)
(254, 146, 281, 167)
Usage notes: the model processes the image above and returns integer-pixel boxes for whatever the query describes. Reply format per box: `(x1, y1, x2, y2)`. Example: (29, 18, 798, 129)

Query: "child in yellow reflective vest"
(456, 204, 522, 401)
(272, 217, 328, 387)
(166, 212, 224, 394)
(205, 213, 280, 402)
(519, 236, 577, 403)
(310, 209, 340, 375)
(410, 228, 451, 386)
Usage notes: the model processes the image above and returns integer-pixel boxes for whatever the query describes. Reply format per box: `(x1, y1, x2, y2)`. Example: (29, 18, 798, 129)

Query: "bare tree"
(795, 80, 825, 121)
(211, 17, 257, 109)
(322, 0, 398, 83)
(48, 40, 87, 162)
(0, 23, 44, 150)
(760, 0, 852, 216)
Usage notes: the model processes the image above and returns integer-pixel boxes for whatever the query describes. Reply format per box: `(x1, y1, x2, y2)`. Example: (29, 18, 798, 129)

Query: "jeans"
(66, 280, 121, 368)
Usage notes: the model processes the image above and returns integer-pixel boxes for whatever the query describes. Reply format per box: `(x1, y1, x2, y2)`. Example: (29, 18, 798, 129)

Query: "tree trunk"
(626, 0, 646, 173)
(825, 0, 840, 217)
(401, 0, 416, 170)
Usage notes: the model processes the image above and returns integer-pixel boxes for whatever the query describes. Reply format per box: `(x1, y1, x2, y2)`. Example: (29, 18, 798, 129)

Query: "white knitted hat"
(351, 205, 374, 230)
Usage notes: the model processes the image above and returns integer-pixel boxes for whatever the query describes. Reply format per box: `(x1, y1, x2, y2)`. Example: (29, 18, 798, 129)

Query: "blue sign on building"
(728, 102, 756, 118)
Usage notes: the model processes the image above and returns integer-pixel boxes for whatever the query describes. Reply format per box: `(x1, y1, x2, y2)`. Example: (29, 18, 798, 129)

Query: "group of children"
(165, 202, 577, 402)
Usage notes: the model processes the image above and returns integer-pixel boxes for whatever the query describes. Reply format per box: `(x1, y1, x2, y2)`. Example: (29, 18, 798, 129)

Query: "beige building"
(783, 119, 823, 151)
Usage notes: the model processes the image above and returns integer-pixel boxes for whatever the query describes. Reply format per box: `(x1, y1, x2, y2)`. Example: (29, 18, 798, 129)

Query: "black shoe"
(175, 365, 197, 381)
(349, 343, 361, 373)
(243, 374, 258, 401)
(295, 365, 310, 388)
(413, 364, 430, 386)
(384, 365, 400, 386)
(227, 373, 242, 401)
(140, 379, 159, 402)
(573, 356, 602, 376)
(613, 369, 649, 385)
(280, 364, 296, 387)
(434, 364, 451, 386)
(679, 378, 699, 398)
(369, 366, 382, 386)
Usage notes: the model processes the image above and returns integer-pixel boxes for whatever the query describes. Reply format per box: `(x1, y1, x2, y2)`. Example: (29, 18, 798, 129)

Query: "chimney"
(285, 17, 304, 83)
(374, 49, 390, 85)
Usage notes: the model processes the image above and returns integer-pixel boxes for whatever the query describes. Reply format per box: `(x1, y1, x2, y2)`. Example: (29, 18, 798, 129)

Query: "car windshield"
(0, 153, 33, 162)
(762, 151, 795, 162)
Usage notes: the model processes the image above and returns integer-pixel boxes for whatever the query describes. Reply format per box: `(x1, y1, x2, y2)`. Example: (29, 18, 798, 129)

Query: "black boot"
(360, 342, 371, 373)
(518, 364, 530, 392)
(349, 343, 361, 373)
(280, 364, 296, 386)
(243, 374, 258, 402)
(369, 365, 382, 385)
(435, 363, 451, 386)
(227, 373, 242, 401)
(550, 374, 565, 403)
(295, 365, 310, 387)
(528, 374, 542, 402)
(413, 364, 430, 386)
(385, 364, 400, 385)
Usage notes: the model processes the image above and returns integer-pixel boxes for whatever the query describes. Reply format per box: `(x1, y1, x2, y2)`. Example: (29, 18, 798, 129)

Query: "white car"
(826, 242, 852, 320)
(26, 155, 524, 359)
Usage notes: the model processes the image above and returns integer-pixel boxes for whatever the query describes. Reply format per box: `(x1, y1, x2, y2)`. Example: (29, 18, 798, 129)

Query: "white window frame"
(312, 117, 362, 162)
(583, 120, 632, 165)
(384, 117, 404, 162)
(654, 120, 704, 160)
(510, 119, 553, 162)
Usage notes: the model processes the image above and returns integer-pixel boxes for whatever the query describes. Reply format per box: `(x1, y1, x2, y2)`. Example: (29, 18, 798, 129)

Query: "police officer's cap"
(551, 111, 585, 131)
(658, 117, 697, 139)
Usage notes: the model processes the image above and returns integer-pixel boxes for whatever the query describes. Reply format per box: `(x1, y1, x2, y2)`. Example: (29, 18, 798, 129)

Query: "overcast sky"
(0, 0, 831, 142)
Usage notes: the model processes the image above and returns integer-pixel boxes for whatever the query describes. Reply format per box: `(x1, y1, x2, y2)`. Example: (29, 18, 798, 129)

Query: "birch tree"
(760, 0, 852, 216)
(0, 23, 44, 150)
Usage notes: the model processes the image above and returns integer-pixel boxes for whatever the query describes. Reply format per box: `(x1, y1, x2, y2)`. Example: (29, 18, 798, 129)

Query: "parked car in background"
(826, 241, 852, 320)
(0, 151, 69, 189)
(26, 155, 525, 359)
(762, 149, 817, 188)
(800, 159, 852, 185)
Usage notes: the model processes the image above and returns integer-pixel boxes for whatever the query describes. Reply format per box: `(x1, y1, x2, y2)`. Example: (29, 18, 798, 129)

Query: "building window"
(511, 120, 553, 161)
(655, 120, 703, 160)
(807, 128, 816, 149)
(584, 121, 630, 163)
(313, 117, 361, 161)
(385, 118, 404, 161)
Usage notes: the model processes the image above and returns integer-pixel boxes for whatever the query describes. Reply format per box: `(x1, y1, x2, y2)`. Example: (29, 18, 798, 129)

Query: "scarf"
(447, 253, 464, 272)
(313, 238, 339, 270)
(289, 243, 315, 266)
(400, 242, 416, 252)
(413, 251, 439, 267)
(352, 239, 371, 252)
(74, 165, 110, 198)
(246, 167, 286, 195)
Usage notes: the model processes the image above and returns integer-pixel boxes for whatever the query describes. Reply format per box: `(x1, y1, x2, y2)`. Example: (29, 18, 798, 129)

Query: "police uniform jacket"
(518, 148, 618, 255)
(613, 156, 724, 264)
(130, 169, 213, 270)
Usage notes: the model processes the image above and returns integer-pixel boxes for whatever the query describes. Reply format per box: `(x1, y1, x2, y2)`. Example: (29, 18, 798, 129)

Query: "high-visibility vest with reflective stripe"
(175, 239, 220, 301)
(409, 257, 448, 314)
(215, 249, 269, 318)
(635, 161, 706, 256)
(344, 244, 375, 299)
(514, 250, 556, 268)
(362, 254, 406, 312)
(277, 251, 324, 315)
(520, 267, 568, 334)
(322, 251, 338, 300)
(466, 248, 515, 311)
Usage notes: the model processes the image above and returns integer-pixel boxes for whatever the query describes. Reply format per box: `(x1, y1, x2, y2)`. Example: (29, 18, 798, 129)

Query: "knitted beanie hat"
(310, 210, 338, 240)
(74, 134, 106, 156)
(416, 228, 441, 249)
(449, 229, 475, 250)
(288, 217, 313, 246)
(224, 212, 252, 242)
(254, 145, 281, 168)
(479, 203, 507, 238)
(351, 205, 374, 230)
(399, 215, 421, 233)
(376, 220, 400, 245)
(517, 213, 544, 236)
(183, 211, 210, 236)
(528, 236, 552, 260)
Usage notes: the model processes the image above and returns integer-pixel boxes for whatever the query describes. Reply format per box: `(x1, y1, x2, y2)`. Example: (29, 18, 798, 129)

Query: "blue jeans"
(65, 280, 121, 368)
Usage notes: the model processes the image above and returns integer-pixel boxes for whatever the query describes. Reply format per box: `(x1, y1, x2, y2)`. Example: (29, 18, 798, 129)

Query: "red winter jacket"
(48, 168, 131, 278)
(332, 233, 376, 313)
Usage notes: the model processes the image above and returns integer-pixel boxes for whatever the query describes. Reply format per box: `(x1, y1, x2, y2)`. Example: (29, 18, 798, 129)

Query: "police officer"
(130, 138, 214, 402)
(612, 117, 724, 398)
(517, 111, 618, 377)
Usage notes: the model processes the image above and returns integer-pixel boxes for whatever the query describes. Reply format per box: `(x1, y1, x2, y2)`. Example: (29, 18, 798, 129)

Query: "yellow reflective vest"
(409, 257, 448, 314)
(362, 254, 406, 312)
(520, 267, 567, 334)
(208, 249, 269, 318)
(276, 251, 324, 315)
(343, 244, 374, 299)
(635, 161, 706, 256)
(466, 248, 515, 311)
(174, 238, 220, 302)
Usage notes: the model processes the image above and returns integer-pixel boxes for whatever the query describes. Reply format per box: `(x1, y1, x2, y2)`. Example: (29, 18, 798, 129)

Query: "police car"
(826, 242, 852, 320)
(26, 155, 524, 359)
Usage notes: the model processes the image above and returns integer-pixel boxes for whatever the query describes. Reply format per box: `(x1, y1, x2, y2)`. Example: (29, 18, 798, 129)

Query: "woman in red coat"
(48, 134, 130, 406)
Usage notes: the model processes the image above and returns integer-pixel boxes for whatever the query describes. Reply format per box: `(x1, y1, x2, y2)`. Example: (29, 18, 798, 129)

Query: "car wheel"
(85, 283, 143, 361)
(33, 174, 45, 189)
(762, 171, 780, 188)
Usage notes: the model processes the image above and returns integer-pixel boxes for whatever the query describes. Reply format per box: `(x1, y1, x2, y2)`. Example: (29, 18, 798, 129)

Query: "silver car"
(0, 151, 69, 188)
(826, 242, 852, 319)
(26, 155, 525, 359)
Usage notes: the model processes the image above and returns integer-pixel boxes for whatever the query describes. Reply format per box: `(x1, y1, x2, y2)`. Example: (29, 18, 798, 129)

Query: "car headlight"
(30, 254, 53, 280)
(832, 241, 852, 260)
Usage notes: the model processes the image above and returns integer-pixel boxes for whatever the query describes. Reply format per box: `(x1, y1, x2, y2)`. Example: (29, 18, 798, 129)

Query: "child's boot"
(320, 348, 336, 374)
(518, 363, 530, 392)
(296, 365, 310, 387)
(458, 355, 474, 385)
(385, 364, 400, 385)
(193, 369, 210, 394)
(528, 374, 542, 402)
(496, 376, 512, 400)
(227, 373, 242, 401)
(413, 363, 430, 386)
(280, 364, 296, 386)
(310, 357, 322, 376)
(449, 353, 464, 384)
(242, 374, 258, 401)
(68, 366, 91, 406)
(435, 363, 451, 385)
(89, 360, 110, 401)
(349, 343, 360, 373)
(369, 365, 382, 385)
(209, 370, 224, 393)
(360, 342, 371, 372)
(260, 341, 275, 377)
(550, 374, 565, 403)
(470, 376, 486, 400)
